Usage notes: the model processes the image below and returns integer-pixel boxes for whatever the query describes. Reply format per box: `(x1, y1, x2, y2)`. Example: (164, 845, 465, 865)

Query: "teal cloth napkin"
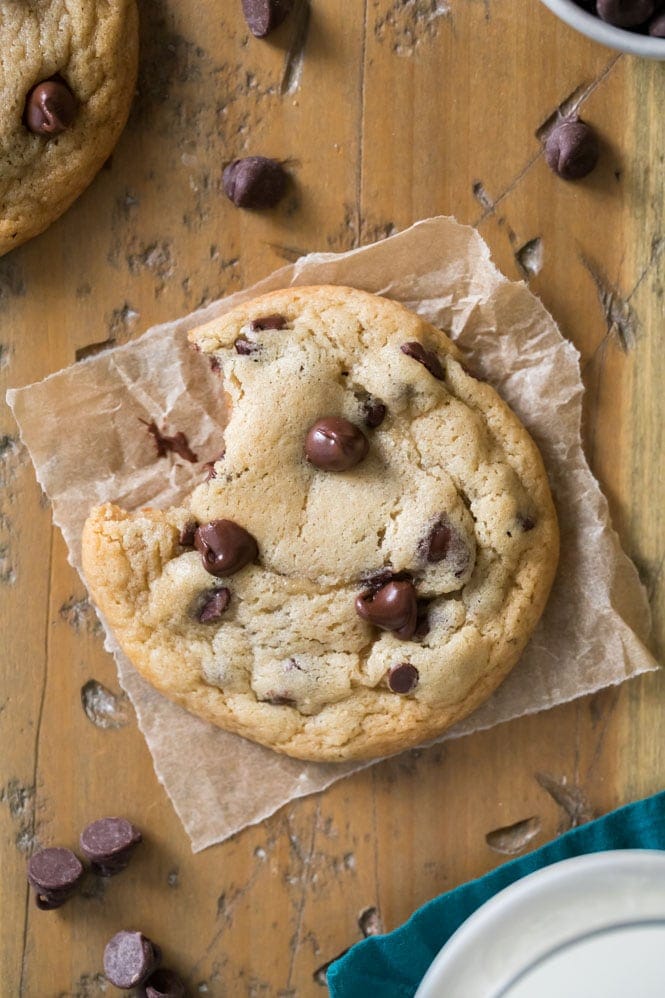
(327, 790, 665, 998)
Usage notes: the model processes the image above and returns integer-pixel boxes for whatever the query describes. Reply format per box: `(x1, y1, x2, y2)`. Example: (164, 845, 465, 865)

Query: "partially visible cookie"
(0, 1, 138, 256)
(82, 285, 559, 762)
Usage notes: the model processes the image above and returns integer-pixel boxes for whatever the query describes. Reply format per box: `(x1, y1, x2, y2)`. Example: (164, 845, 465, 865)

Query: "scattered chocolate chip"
(400, 342, 445, 380)
(25, 79, 77, 136)
(79, 817, 142, 877)
(250, 314, 286, 331)
(179, 521, 198, 547)
(222, 156, 288, 210)
(362, 398, 387, 429)
(198, 587, 231, 623)
(27, 848, 84, 910)
(545, 118, 599, 181)
(649, 10, 665, 34)
(241, 0, 292, 36)
(103, 931, 161, 990)
(305, 417, 369, 471)
(388, 663, 419, 694)
(142, 421, 198, 463)
(209, 357, 222, 374)
(355, 580, 418, 640)
(194, 520, 259, 576)
(596, 0, 656, 27)
(517, 514, 536, 532)
(138, 968, 187, 998)
(419, 516, 472, 578)
(234, 337, 260, 355)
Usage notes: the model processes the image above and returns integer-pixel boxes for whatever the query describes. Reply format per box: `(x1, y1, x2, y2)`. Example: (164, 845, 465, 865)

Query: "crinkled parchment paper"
(7, 217, 658, 851)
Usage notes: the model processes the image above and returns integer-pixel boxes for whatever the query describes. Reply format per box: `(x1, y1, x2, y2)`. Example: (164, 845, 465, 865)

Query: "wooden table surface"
(2, 1, 664, 994)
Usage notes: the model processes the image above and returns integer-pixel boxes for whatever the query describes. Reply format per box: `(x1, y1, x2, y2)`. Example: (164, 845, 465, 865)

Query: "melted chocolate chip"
(139, 969, 187, 998)
(223, 156, 288, 209)
(179, 521, 198, 547)
(27, 848, 84, 909)
(305, 417, 369, 471)
(241, 0, 292, 36)
(194, 520, 258, 576)
(420, 516, 472, 579)
(360, 568, 412, 593)
(25, 79, 77, 136)
(400, 342, 445, 380)
(545, 118, 599, 181)
(250, 314, 286, 331)
(79, 817, 142, 877)
(234, 337, 260, 355)
(355, 580, 418, 640)
(103, 931, 161, 990)
(142, 421, 198, 463)
(363, 398, 387, 429)
(517, 514, 536, 532)
(388, 663, 419, 694)
(423, 519, 452, 563)
(198, 588, 231, 623)
(414, 601, 431, 640)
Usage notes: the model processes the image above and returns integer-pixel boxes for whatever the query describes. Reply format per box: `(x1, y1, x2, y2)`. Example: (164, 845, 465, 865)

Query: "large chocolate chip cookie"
(82, 286, 559, 761)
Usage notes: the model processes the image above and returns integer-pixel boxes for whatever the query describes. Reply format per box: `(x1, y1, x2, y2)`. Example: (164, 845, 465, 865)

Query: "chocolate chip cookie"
(0, 0, 138, 256)
(82, 286, 559, 762)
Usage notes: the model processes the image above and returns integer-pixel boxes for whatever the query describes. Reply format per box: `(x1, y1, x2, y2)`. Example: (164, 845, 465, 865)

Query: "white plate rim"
(415, 849, 665, 998)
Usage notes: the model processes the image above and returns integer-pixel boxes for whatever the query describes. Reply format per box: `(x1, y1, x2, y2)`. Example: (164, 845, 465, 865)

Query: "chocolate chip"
(359, 569, 413, 600)
(179, 521, 198, 547)
(25, 79, 77, 136)
(222, 156, 288, 209)
(138, 968, 187, 998)
(304, 417, 369, 471)
(420, 516, 472, 578)
(250, 314, 286, 331)
(27, 848, 84, 909)
(414, 602, 431, 640)
(198, 587, 231, 623)
(363, 398, 387, 429)
(545, 118, 599, 181)
(649, 10, 665, 34)
(517, 514, 536, 532)
(103, 931, 161, 990)
(596, 0, 656, 26)
(234, 337, 260, 355)
(142, 421, 198, 463)
(400, 342, 445, 380)
(355, 580, 418, 640)
(241, 0, 292, 36)
(79, 817, 142, 876)
(388, 663, 419, 694)
(194, 520, 259, 576)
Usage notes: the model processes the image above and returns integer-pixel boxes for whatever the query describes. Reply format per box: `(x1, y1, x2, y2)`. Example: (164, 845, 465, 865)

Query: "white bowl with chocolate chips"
(539, 0, 665, 57)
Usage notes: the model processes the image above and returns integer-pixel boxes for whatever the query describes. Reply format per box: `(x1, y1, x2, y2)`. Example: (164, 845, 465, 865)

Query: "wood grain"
(1, 1, 663, 994)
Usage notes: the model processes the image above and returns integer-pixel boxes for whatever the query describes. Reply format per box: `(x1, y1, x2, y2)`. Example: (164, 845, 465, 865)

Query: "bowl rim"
(538, 0, 665, 59)
(415, 849, 665, 998)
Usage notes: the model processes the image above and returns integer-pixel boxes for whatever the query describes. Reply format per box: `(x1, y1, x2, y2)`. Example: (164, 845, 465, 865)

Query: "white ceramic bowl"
(539, 1, 665, 59)
(415, 850, 665, 998)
